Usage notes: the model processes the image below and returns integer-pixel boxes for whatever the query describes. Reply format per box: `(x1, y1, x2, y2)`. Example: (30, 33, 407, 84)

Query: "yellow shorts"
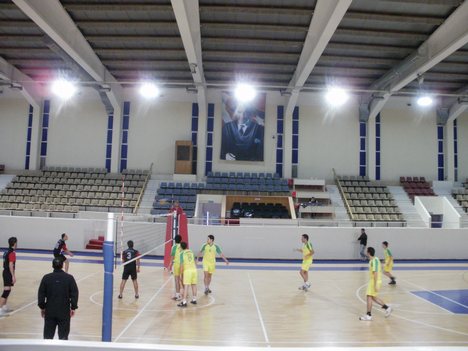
(366, 280, 382, 297)
(384, 262, 393, 273)
(301, 261, 312, 272)
(203, 262, 216, 274)
(172, 263, 181, 277)
(182, 269, 198, 285)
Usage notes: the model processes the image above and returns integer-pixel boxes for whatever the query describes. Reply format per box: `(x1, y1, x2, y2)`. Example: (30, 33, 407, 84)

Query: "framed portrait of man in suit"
(220, 92, 266, 161)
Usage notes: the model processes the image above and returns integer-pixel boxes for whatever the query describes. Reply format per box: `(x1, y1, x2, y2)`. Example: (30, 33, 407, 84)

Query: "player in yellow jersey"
(197, 235, 229, 295)
(168, 235, 182, 301)
(294, 234, 314, 291)
(177, 242, 198, 308)
(382, 241, 396, 285)
(359, 247, 392, 321)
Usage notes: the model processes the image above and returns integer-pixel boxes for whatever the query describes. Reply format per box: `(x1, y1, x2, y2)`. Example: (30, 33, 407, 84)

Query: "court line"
(114, 275, 172, 342)
(247, 273, 270, 347)
(8, 271, 99, 316)
(402, 278, 468, 309)
(89, 289, 215, 312)
(355, 283, 468, 338)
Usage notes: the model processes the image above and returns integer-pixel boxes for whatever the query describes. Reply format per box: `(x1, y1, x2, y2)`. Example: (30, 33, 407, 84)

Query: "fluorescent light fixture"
(325, 87, 349, 107)
(416, 95, 433, 107)
(51, 79, 76, 100)
(234, 83, 257, 103)
(139, 82, 159, 99)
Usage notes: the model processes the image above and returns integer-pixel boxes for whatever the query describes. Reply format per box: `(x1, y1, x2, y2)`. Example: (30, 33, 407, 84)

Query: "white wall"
(298, 99, 360, 180)
(0, 97, 29, 171)
(380, 106, 438, 181)
(457, 111, 468, 182)
(46, 95, 108, 168)
(2, 215, 467, 260)
(126, 98, 192, 174)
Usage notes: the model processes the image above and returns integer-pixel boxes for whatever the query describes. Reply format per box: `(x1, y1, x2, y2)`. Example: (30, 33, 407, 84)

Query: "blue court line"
(411, 289, 468, 314)
(15, 255, 468, 272)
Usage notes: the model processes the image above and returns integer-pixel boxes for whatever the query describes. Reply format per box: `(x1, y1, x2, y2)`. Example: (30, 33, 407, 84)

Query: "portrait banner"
(220, 92, 266, 161)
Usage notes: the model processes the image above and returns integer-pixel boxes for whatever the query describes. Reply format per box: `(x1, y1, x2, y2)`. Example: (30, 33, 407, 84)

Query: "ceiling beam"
(12, 0, 123, 113)
(285, 0, 352, 118)
(360, 0, 468, 121)
(0, 56, 42, 106)
(171, 0, 206, 110)
(437, 86, 468, 125)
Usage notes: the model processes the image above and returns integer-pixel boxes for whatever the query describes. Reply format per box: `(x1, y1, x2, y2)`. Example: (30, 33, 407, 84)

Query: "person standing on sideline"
(177, 242, 197, 308)
(0, 237, 17, 317)
(38, 258, 79, 339)
(53, 233, 74, 272)
(168, 235, 183, 301)
(118, 240, 140, 299)
(382, 241, 396, 285)
(294, 234, 314, 291)
(357, 228, 368, 261)
(359, 247, 392, 321)
(197, 235, 229, 295)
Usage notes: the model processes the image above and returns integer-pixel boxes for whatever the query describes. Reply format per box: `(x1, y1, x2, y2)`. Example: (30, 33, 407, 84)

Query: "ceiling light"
(416, 95, 433, 107)
(139, 82, 159, 99)
(51, 79, 77, 100)
(235, 83, 257, 103)
(325, 87, 349, 107)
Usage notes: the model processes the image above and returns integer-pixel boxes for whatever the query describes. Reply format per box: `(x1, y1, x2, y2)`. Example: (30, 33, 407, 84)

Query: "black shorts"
(2, 270, 13, 287)
(122, 266, 137, 280)
(54, 254, 67, 262)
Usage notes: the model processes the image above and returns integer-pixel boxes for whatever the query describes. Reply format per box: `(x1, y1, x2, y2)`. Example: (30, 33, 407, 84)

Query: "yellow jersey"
(170, 243, 182, 264)
(180, 249, 196, 271)
(302, 242, 313, 263)
(384, 248, 393, 265)
(200, 243, 222, 265)
(369, 256, 382, 283)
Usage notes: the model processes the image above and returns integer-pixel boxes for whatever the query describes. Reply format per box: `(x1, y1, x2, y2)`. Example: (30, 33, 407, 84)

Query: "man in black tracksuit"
(38, 258, 79, 340)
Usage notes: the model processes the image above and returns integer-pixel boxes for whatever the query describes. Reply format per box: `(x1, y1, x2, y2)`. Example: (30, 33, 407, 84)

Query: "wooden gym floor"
(0, 250, 468, 348)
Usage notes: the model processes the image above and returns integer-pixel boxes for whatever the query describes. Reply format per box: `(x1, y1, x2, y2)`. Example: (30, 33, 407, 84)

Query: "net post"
(102, 212, 115, 342)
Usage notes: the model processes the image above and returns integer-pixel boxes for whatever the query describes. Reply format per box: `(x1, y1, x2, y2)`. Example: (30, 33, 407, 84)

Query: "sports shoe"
(190, 300, 197, 305)
(306, 282, 311, 288)
(385, 306, 393, 317)
(0, 309, 9, 317)
(135, 294, 139, 299)
(1, 305, 12, 312)
(177, 302, 187, 308)
(118, 294, 122, 299)
(204, 289, 209, 295)
(389, 280, 396, 285)
(298, 285, 305, 290)
(207, 289, 212, 294)
(359, 314, 372, 321)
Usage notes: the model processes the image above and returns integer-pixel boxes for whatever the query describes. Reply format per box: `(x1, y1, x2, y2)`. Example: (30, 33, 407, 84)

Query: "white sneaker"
(359, 314, 372, 321)
(306, 282, 311, 288)
(0, 309, 9, 317)
(385, 306, 392, 317)
(1, 305, 12, 312)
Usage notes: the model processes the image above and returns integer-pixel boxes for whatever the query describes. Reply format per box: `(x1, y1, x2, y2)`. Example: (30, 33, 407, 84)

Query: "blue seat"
(160, 182, 167, 188)
(183, 183, 190, 189)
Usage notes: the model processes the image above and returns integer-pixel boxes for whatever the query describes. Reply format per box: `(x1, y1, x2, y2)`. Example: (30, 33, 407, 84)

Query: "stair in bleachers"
(137, 179, 159, 215)
(326, 185, 352, 224)
(387, 186, 426, 227)
(86, 235, 104, 250)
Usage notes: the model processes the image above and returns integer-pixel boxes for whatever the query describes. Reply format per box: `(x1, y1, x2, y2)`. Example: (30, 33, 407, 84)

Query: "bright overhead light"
(51, 79, 77, 100)
(325, 87, 349, 107)
(416, 95, 433, 107)
(234, 83, 257, 103)
(139, 82, 159, 99)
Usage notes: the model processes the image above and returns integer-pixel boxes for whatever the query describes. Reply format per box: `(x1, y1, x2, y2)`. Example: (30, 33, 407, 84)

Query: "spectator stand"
(293, 178, 334, 219)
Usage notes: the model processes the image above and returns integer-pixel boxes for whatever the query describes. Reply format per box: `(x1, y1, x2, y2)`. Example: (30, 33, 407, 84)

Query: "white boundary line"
(247, 273, 270, 347)
(114, 275, 172, 342)
(8, 271, 99, 316)
(402, 278, 468, 309)
(355, 283, 468, 338)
